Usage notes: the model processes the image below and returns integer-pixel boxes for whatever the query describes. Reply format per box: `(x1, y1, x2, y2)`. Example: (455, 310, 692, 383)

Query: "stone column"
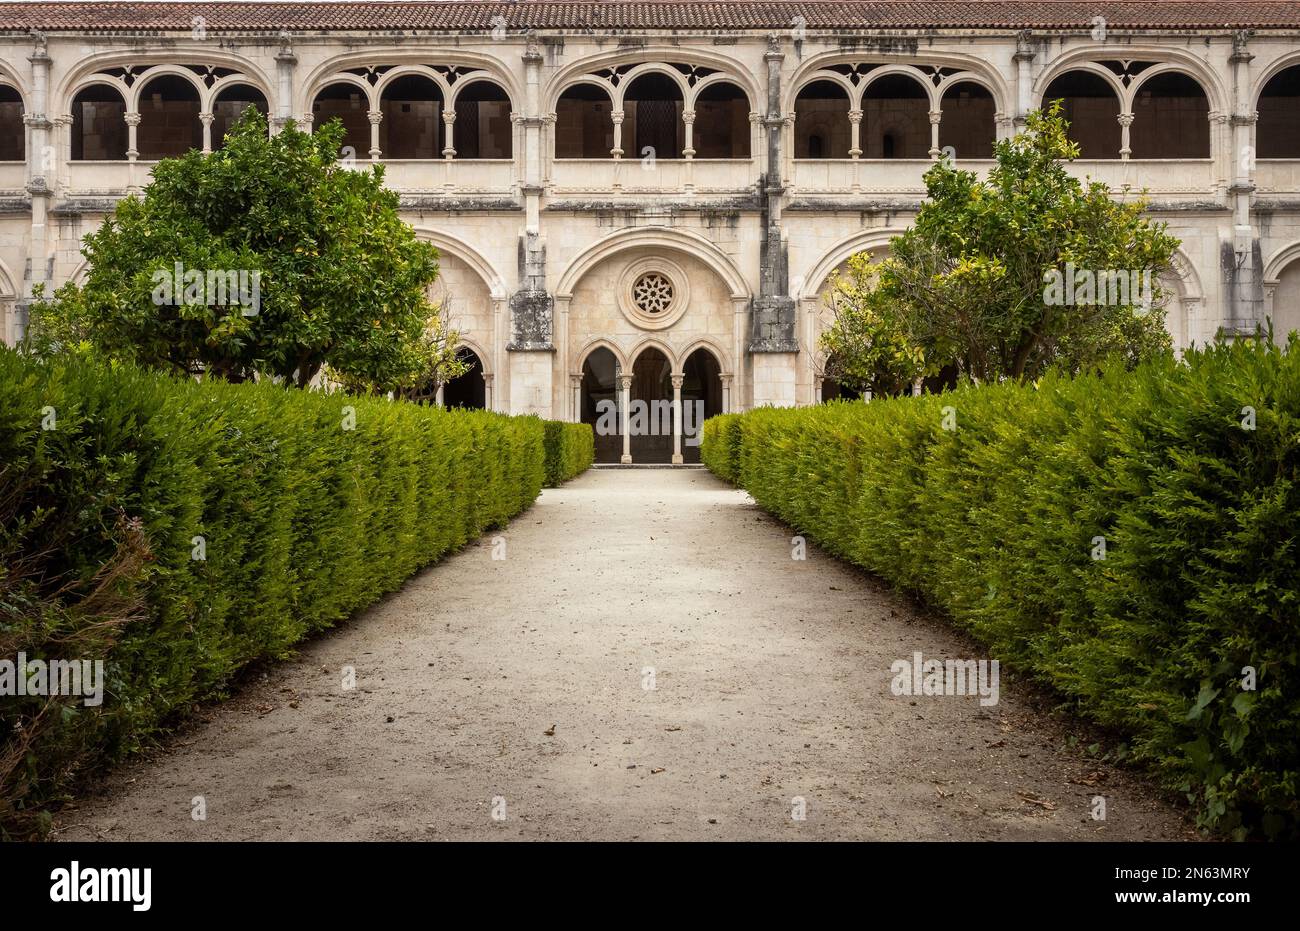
(720, 373, 733, 413)
(483, 372, 495, 411)
(1118, 113, 1134, 160)
(442, 110, 456, 159)
(848, 109, 862, 158)
(273, 35, 297, 134)
(367, 110, 382, 161)
(671, 374, 685, 465)
(435, 383, 445, 408)
(618, 374, 633, 464)
(20, 35, 53, 342)
(124, 111, 141, 191)
(682, 109, 696, 159)
(570, 374, 582, 423)
(928, 110, 942, 159)
(1013, 31, 1035, 131)
(611, 109, 625, 159)
(200, 111, 214, 153)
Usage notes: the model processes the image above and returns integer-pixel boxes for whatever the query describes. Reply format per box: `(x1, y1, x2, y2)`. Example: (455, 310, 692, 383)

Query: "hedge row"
(702, 339, 1299, 839)
(0, 349, 583, 836)
(543, 420, 595, 486)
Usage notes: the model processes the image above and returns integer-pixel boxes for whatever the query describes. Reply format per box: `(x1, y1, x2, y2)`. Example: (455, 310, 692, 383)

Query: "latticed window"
(631, 272, 674, 315)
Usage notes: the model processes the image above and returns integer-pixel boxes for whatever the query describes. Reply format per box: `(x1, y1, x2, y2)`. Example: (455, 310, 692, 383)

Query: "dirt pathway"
(56, 469, 1194, 841)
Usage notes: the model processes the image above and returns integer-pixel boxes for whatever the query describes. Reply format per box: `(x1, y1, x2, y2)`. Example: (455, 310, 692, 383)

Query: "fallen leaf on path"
(650, 768, 665, 774)
(543, 724, 556, 736)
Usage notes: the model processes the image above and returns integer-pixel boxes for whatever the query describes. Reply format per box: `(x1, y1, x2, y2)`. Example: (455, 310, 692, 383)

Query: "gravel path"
(55, 469, 1194, 841)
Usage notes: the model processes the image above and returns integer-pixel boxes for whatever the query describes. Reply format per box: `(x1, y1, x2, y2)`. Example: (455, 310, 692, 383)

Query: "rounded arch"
(0, 256, 17, 346)
(445, 73, 516, 110)
(55, 49, 272, 115)
(628, 336, 680, 373)
(857, 65, 940, 110)
(210, 81, 269, 148)
(1254, 62, 1300, 158)
(939, 79, 998, 159)
(0, 82, 24, 162)
(790, 71, 857, 106)
(786, 50, 1010, 115)
(70, 82, 129, 161)
(125, 66, 207, 112)
(556, 226, 750, 302)
(0, 60, 27, 101)
(575, 337, 630, 375)
(372, 66, 449, 106)
(413, 228, 507, 301)
(1039, 67, 1123, 158)
(1263, 241, 1300, 284)
(1033, 48, 1227, 116)
(0, 255, 16, 296)
(677, 337, 733, 377)
(687, 74, 753, 111)
(797, 227, 909, 302)
(1037, 62, 1127, 108)
(308, 74, 378, 112)
(453, 336, 494, 376)
(544, 47, 760, 115)
(612, 63, 691, 109)
(300, 50, 522, 120)
(1253, 53, 1300, 105)
(1127, 67, 1212, 159)
(793, 77, 853, 159)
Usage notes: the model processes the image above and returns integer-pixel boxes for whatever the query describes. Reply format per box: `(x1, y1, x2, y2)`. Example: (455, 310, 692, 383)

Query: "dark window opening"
(692, 82, 751, 158)
(312, 82, 373, 160)
(581, 347, 621, 462)
(0, 85, 24, 161)
(1042, 71, 1121, 158)
(555, 82, 614, 158)
(862, 74, 931, 158)
(72, 84, 128, 160)
(136, 75, 203, 159)
(794, 80, 850, 158)
(939, 81, 996, 159)
(625, 73, 684, 160)
(454, 81, 512, 158)
(379, 75, 443, 159)
(211, 84, 268, 150)
(680, 348, 723, 463)
(1259, 66, 1300, 158)
(1129, 72, 1210, 159)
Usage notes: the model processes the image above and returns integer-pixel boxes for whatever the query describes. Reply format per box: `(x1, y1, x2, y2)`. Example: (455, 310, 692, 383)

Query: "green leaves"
(703, 335, 1300, 838)
(26, 109, 452, 391)
(820, 104, 1178, 393)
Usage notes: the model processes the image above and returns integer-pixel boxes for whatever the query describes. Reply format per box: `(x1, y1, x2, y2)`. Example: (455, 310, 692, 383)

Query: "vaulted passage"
(380, 75, 443, 159)
(453, 81, 512, 158)
(624, 73, 684, 160)
(312, 82, 372, 158)
(581, 346, 621, 463)
(555, 82, 615, 157)
(629, 347, 673, 463)
(442, 347, 487, 410)
(1129, 73, 1210, 158)
(794, 80, 851, 158)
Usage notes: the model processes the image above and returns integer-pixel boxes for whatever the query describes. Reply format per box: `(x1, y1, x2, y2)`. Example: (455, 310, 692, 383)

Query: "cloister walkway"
(56, 470, 1191, 841)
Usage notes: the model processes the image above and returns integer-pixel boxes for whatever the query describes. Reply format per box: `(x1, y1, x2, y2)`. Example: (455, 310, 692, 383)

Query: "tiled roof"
(0, 2, 1297, 33)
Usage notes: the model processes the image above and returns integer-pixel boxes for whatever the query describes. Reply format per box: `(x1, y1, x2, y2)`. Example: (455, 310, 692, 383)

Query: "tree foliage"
(27, 109, 463, 391)
(821, 105, 1181, 391)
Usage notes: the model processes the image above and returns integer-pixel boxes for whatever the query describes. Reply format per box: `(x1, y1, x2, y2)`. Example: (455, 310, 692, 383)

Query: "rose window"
(631, 272, 675, 315)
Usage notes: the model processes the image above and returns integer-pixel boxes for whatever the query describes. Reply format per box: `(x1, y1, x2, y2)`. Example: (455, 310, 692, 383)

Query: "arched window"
(939, 81, 996, 159)
(581, 346, 621, 462)
(862, 74, 931, 159)
(1257, 65, 1300, 158)
(1042, 71, 1121, 158)
(379, 75, 442, 159)
(692, 82, 751, 158)
(794, 80, 850, 159)
(1130, 73, 1210, 158)
(0, 85, 23, 161)
(211, 84, 268, 150)
(454, 81, 511, 158)
(555, 83, 614, 158)
(71, 83, 128, 160)
(136, 74, 203, 159)
(312, 82, 372, 159)
(624, 72, 684, 160)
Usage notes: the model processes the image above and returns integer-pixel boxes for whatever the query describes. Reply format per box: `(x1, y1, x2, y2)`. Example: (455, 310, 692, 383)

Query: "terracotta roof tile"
(0, 2, 1297, 34)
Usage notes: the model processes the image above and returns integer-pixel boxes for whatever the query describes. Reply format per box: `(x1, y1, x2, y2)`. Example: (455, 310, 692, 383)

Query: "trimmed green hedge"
(543, 420, 595, 487)
(702, 339, 1299, 839)
(0, 349, 565, 836)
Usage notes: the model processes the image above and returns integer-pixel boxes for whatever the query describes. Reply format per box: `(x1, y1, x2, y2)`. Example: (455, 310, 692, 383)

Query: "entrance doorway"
(581, 346, 622, 463)
(443, 347, 486, 409)
(680, 348, 723, 463)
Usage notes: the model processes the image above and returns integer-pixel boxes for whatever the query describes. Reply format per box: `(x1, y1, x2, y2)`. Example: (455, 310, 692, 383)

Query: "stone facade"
(1, 3, 1300, 456)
